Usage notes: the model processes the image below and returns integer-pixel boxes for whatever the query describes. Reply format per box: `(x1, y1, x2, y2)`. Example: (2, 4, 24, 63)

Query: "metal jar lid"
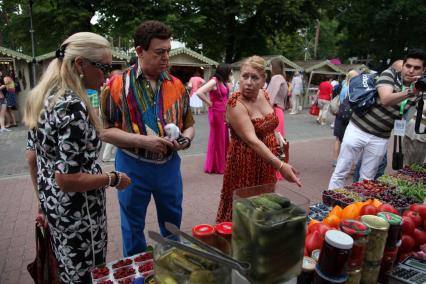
(340, 219, 371, 239)
(302, 256, 316, 272)
(377, 212, 402, 226)
(192, 224, 216, 237)
(216, 222, 232, 236)
(361, 215, 390, 231)
(324, 230, 354, 250)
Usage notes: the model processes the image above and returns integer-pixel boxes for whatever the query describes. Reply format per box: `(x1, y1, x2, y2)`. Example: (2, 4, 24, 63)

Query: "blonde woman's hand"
(116, 172, 131, 190)
(279, 162, 302, 187)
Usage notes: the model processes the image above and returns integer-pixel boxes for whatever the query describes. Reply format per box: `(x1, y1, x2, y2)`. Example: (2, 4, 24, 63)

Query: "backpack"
(348, 72, 378, 116)
(338, 93, 353, 123)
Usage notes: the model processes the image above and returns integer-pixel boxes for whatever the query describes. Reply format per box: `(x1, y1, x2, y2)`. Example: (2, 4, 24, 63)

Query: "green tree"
(1, 0, 98, 55)
(329, 0, 426, 65)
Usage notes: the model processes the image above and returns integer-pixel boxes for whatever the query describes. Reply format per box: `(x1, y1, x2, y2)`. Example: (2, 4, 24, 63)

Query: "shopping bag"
(27, 224, 60, 284)
(309, 103, 320, 116)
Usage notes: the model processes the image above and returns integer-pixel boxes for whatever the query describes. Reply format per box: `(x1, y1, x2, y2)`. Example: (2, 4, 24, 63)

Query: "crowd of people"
(18, 18, 426, 283)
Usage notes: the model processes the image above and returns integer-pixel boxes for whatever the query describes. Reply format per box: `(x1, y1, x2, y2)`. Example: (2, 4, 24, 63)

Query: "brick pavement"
(0, 110, 350, 283)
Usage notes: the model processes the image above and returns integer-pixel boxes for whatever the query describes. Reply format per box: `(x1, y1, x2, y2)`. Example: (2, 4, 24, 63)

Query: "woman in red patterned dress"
(216, 56, 302, 223)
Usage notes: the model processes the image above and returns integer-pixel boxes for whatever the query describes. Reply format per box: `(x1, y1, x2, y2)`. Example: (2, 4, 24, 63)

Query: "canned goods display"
(318, 230, 353, 277)
(360, 215, 389, 263)
(339, 219, 370, 271)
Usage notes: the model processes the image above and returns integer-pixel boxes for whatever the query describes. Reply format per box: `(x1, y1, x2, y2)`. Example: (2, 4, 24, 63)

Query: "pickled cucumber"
(232, 193, 306, 284)
(250, 196, 282, 210)
(189, 270, 215, 283)
(261, 193, 291, 208)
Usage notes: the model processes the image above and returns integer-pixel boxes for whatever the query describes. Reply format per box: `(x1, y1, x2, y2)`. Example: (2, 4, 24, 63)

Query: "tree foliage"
(0, 0, 321, 62)
(329, 0, 426, 66)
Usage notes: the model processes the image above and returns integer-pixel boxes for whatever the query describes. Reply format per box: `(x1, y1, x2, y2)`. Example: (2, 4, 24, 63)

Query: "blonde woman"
(216, 56, 301, 222)
(24, 32, 131, 283)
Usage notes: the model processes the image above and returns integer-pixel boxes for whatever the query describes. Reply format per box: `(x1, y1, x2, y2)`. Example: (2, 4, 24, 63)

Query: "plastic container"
(339, 219, 370, 270)
(360, 215, 389, 263)
(232, 183, 309, 284)
(297, 256, 316, 284)
(317, 230, 353, 277)
(377, 212, 402, 249)
(153, 236, 231, 284)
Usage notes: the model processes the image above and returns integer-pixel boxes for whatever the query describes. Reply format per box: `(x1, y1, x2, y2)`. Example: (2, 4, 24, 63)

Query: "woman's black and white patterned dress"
(27, 89, 107, 283)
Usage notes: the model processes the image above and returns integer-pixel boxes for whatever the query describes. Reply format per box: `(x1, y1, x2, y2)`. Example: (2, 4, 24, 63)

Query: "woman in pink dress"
(195, 64, 232, 174)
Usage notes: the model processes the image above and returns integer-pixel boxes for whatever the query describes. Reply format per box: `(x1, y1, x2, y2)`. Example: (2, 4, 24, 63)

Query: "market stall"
(91, 163, 426, 284)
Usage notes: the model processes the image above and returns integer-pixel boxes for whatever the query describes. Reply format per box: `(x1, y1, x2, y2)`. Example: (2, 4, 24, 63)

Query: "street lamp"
(29, 0, 36, 86)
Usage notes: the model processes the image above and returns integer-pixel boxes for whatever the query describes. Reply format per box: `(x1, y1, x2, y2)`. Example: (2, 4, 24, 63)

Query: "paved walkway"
(0, 110, 345, 283)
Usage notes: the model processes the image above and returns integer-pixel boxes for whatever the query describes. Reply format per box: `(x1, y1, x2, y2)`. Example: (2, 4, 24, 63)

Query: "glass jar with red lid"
(339, 219, 370, 271)
(192, 224, 216, 248)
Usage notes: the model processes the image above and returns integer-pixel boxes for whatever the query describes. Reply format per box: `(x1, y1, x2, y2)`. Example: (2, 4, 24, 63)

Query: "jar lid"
(340, 219, 370, 238)
(377, 212, 402, 226)
(324, 230, 353, 250)
(302, 256, 316, 271)
(311, 249, 321, 262)
(361, 215, 390, 231)
(216, 222, 232, 235)
(192, 224, 216, 237)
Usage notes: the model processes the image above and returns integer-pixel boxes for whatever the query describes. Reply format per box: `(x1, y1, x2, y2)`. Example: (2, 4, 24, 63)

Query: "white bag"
(329, 95, 340, 115)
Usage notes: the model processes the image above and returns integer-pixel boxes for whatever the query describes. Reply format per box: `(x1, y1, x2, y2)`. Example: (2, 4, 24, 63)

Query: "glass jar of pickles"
(339, 219, 370, 271)
(360, 215, 389, 263)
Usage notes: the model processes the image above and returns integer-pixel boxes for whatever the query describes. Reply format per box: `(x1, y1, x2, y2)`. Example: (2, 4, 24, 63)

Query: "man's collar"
(133, 61, 172, 82)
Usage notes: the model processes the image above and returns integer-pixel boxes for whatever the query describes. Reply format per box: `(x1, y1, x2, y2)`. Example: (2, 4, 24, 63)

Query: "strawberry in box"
(112, 258, 133, 269)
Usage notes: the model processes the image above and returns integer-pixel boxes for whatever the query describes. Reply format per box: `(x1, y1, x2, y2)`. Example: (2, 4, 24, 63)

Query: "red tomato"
(360, 204, 378, 216)
(377, 204, 399, 215)
(403, 210, 422, 228)
(402, 216, 416, 236)
(409, 204, 426, 220)
(413, 228, 426, 247)
(400, 234, 416, 253)
(307, 223, 331, 238)
(305, 231, 324, 255)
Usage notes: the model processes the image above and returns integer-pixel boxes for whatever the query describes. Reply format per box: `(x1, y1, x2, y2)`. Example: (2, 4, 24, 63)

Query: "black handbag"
(392, 135, 404, 170)
(27, 224, 60, 284)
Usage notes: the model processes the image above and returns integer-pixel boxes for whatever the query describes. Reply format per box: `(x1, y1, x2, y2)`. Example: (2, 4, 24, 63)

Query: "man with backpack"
(328, 49, 425, 189)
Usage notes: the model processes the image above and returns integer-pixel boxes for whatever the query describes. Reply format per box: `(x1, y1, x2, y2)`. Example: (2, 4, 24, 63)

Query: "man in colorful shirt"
(329, 49, 425, 189)
(101, 21, 195, 256)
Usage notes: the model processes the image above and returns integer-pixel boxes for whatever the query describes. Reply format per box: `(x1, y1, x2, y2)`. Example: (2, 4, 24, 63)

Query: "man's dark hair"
(403, 48, 426, 67)
(134, 20, 171, 50)
(213, 64, 232, 83)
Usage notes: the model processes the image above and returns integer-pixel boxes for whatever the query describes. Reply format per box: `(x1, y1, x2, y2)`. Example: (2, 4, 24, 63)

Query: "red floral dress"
(216, 91, 278, 223)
